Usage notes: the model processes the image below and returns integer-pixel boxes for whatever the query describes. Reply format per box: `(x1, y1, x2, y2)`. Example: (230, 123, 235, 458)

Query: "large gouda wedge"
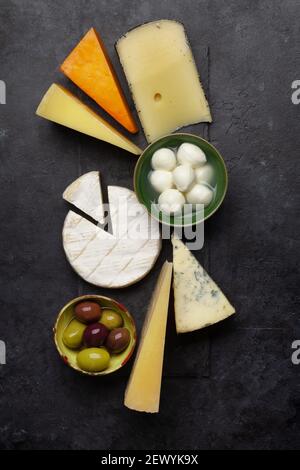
(124, 261, 173, 413)
(116, 20, 212, 142)
(61, 28, 138, 133)
(36, 84, 142, 155)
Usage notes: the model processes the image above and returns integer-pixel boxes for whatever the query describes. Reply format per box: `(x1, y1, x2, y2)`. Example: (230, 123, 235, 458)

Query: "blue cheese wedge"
(172, 236, 235, 333)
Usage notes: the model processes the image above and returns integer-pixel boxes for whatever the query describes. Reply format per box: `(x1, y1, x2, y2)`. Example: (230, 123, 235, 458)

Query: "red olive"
(83, 323, 109, 347)
(74, 301, 102, 323)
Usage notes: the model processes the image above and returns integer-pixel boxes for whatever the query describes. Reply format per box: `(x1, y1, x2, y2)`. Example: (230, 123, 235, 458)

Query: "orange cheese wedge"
(61, 27, 138, 134)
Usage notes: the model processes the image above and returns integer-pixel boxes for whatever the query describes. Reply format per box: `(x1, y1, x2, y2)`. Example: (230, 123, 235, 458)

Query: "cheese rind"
(61, 28, 138, 133)
(36, 84, 142, 155)
(124, 261, 173, 413)
(62, 187, 161, 288)
(63, 171, 104, 224)
(116, 20, 212, 142)
(172, 237, 235, 333)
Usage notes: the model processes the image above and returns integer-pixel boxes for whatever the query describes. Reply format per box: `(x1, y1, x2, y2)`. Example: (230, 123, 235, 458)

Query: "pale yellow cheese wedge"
(116, 20, 212, 142)
(36, 84, 142, 155)
(124, 261, 173, 413)
(172, 236, 235, 333)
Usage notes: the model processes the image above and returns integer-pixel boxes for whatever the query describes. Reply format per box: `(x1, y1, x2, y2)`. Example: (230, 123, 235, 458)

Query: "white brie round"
(63, 186, 161, 288)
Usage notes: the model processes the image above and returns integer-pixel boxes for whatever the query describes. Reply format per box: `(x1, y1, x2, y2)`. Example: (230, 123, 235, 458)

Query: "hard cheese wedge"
(124, 261, 173, 413)
(172, 237, 235, 333)
(62, 186, 161, 288)
(36, 84, 142, 155)
(63, 171, 104, 224)
(61, 28, 138, 133)
(116, 20, 212, 142)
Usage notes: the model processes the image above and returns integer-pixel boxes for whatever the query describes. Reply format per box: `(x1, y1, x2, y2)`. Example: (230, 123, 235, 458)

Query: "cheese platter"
(36, 18, 236, 414)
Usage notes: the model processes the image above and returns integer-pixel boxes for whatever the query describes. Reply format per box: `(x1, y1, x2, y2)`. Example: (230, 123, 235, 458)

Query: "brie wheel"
(63, 187, 161, 288)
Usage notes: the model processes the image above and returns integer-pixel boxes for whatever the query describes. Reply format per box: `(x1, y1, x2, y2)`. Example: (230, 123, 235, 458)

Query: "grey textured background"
(0, 0, 299, 450)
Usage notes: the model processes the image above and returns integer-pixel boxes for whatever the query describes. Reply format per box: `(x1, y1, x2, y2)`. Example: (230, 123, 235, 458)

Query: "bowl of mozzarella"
(134, 133, 228, 226)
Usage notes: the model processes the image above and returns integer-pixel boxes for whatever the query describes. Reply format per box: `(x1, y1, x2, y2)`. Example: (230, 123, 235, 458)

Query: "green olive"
(100, 309, 123, 330)
(77, 348, 110, 372)
(62, 319, 86, 349)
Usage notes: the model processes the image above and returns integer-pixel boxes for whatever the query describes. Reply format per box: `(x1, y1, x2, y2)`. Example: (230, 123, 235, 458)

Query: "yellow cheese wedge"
(116, 20, 212, 143)
(124, 261, 173, 413)
(36, 84, 142, 155)
(172, 236, 235, 333)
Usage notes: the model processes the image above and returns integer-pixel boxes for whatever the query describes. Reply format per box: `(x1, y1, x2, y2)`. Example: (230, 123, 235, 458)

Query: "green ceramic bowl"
(134, 133, 228, 226)
(54, 295, 137, 376)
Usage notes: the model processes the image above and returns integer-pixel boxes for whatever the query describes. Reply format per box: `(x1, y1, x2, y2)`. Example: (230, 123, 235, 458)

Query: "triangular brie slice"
(63, 171, 104, 224)
(172, 236, 235, 333)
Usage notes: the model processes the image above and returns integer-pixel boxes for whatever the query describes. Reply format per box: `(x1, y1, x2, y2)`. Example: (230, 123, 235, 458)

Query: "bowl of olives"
(54, 295, 137, 376)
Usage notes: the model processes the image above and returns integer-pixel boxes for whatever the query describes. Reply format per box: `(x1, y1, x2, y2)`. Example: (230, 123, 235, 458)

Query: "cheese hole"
(154, 93, 162, 102)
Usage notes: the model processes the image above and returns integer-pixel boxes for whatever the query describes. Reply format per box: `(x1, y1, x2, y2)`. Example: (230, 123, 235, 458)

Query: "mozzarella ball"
(158, 189, 185, 215)
(173, 164, 195, 192)
(177, 143, 207, 168)
(150, 170, 173, 193)
(195, 164, 214, 185)
(151, 148, 177, 171)
(185, 184, 213, 206)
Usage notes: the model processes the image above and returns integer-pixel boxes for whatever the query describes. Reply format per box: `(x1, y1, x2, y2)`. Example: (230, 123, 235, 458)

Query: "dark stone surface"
(0, 0, 299, 450)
